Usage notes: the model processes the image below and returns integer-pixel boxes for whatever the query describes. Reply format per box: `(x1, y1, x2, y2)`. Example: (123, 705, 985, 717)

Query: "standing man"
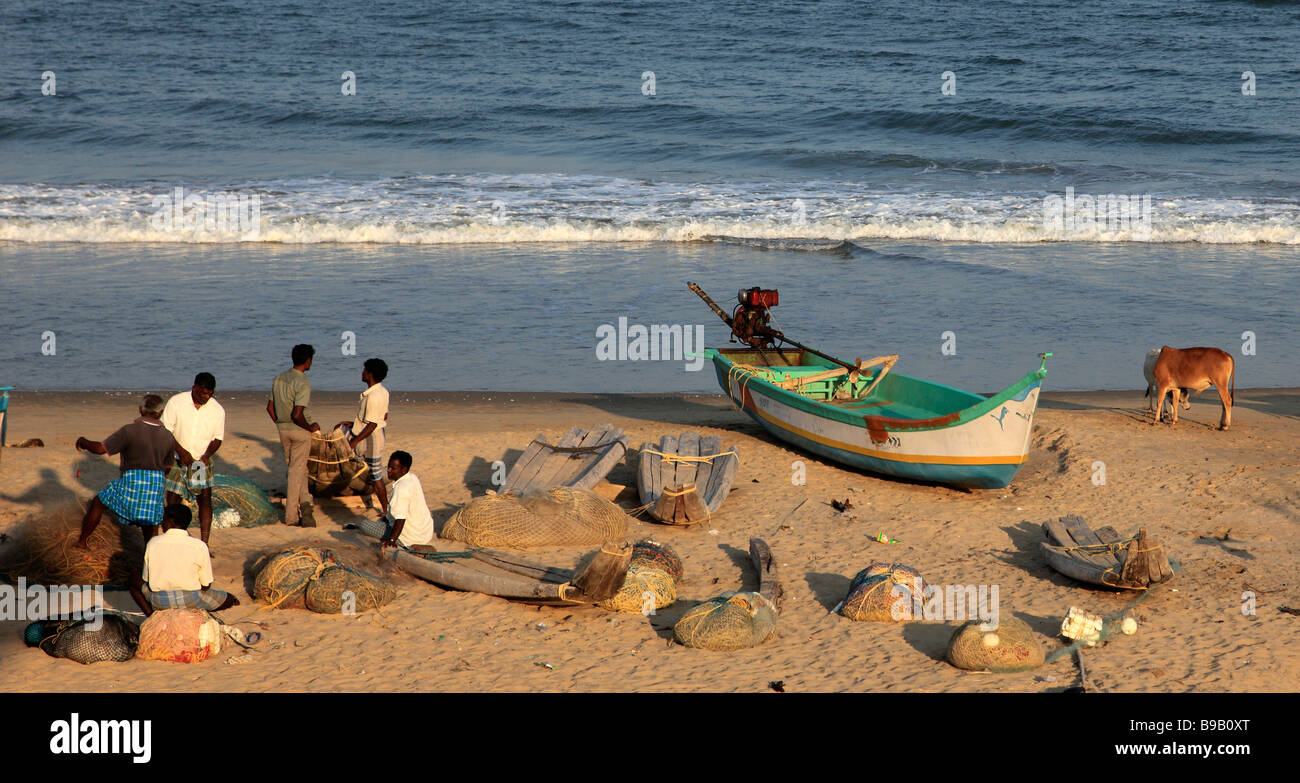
(267, 344, 319, 527)
(335, 358, 390, 516)
(162, 372, 225, 546)
(74, 394, 193, 548)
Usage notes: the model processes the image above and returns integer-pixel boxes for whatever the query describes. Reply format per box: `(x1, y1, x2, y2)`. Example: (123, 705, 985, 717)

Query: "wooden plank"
(1055, 515, 1118, 568)
(692, 434, 721, 511)
(501, 434, 550, 493)
(703, 445, 739, 513)
(776, 366, 848, 389)
(636, 441, 659, 507)
(679, 483, 709, 523)
(674, 431, 701, 498)
(521, 426, 586, 493)
(552, 425, 610, 487)
(656, 433, 678, 490)
(394, 550, 567, 601)
(749, 538, 782, 609)
(570, 543, 632, 602)
(569, 429, 629, 490)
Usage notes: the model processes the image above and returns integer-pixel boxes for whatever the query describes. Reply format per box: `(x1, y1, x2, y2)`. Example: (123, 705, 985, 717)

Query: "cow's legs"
(1154, 384, 1170, 423)
(1146, 383, 1155, 412)
(1216, 381, 1232, 430)
(1170, 389, 1181, 424)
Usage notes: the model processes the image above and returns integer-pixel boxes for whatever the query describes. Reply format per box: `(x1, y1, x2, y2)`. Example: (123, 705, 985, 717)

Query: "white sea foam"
(1, 177, 1296, 245)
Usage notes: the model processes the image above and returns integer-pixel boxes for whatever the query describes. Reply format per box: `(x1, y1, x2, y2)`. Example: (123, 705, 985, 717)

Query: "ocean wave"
(0, 178, 1296, 245)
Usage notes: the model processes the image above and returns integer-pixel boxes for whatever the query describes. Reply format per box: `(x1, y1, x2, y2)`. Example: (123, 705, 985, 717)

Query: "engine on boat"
(731, 287, 780, 348)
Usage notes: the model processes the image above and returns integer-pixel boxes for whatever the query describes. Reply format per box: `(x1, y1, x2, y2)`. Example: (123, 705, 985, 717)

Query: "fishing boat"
(689, 282, 1049, 489)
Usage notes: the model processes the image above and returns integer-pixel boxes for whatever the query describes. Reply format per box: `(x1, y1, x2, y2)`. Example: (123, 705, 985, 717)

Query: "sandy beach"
(1, 388, 1297, 692)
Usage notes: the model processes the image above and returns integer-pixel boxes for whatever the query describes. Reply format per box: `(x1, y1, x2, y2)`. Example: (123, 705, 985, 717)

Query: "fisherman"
(128, 503, 240, 615)
(334, 358, 391, 517)
(352, 451, 433, 549)
(74, 394, 193, 548)
(266, 344, 320, 526)
(161, 372, 225, 546)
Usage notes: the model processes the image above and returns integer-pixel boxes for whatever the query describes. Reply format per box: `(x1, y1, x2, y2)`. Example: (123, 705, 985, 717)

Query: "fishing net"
(947, 617, 1045, 672)
(440, 487, 629, 549)
(839, 563, 927, 623)
(630, 538, 684, 583)
(0, 502, 144, 586)
(308, 427, 370, 497)
(253, 546, 395, 614)
(304, 564, 397, 614)
(136, 608, 223, 663)
(252, 547, 333, 609)
(26, 615, 139, 664)
(673, 591, 778, 651)
(177, 475, 278, 528)
(597, 562, 677, 614)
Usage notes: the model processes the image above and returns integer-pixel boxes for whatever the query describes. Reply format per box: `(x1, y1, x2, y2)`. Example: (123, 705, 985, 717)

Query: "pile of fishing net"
(179, 474, 279, 529)
(136, 608, 223, 663)
(838, 563, 927, 622)
(440, 487, 629, 549)
(252, 546, 396, 614)
(25, 615, 139, 664)
(947, 617, 1045, 672)
(0, 502, 143, 586)
(597, 539, 683, 614)
(308, 427, 371, 497)
(673, 591, 778, 651)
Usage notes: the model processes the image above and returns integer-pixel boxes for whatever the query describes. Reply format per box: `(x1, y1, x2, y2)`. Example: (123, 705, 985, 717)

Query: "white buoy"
(982, 632, 1000, 648)
(1122, 617, 1138, 635)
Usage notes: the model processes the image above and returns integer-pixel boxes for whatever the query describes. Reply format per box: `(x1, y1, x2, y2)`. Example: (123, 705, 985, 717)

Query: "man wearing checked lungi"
(74, 394, 195, 548)
(161, 372, 225, 548)
(128, 503, 240, 615)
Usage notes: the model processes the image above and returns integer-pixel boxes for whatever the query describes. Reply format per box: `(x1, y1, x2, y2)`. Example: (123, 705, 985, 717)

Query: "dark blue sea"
(1, 0, 1297, 392)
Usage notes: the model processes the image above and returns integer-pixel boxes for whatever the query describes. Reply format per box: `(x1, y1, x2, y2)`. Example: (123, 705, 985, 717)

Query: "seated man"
(353, 451, 433, 549)
(129, 504, 240, 615)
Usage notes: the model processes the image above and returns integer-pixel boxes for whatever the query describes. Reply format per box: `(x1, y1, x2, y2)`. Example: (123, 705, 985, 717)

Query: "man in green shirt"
(266, 344, 320, 526)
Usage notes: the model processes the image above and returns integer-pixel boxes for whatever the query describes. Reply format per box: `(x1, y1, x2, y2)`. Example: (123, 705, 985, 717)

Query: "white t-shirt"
(388, 471, 433, 546)
(162, 392, 226, 459)
(353, 383, 389, 431)
(143, 528, 214, 591)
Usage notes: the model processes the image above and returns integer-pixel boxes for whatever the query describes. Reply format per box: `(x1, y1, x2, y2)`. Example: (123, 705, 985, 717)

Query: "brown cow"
(1152, 346, 1236, 429)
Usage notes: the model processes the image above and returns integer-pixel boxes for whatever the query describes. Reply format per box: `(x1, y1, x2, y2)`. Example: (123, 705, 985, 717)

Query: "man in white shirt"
(351, 450, 433, 548)
(162, 372, 226, 546)
(335, 358, 391, 515)
(128, 504, 240, 615)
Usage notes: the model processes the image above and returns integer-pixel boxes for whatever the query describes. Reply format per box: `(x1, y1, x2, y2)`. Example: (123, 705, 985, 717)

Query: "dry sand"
(1, 388, 1297, 692)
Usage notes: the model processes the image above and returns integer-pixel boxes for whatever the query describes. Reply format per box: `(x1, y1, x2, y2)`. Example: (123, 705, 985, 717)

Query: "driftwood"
(393, 541, 631, 605)
(749, 537, 782, 610)
(501, 425, 628, 495)
(637, 432, 739, 525)
(1041, 515, 1173, 590)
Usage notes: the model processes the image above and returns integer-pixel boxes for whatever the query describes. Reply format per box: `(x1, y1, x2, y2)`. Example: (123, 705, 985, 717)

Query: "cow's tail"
(1231, 362, 1235, 405)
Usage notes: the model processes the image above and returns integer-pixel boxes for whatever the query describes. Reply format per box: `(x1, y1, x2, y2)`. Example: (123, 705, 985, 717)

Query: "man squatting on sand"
(336, 357, 391, 516)
(352, 450, 434, 549)
(74, 394, 194, 548)
(161, 372, 225, 546)
(128, 503, 239, 615)
(268, 344, 320, 527)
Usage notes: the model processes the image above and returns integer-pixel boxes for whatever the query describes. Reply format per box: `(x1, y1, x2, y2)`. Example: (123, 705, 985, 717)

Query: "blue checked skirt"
(98, 469, 166, 526)
(145, 587, 228, 611)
